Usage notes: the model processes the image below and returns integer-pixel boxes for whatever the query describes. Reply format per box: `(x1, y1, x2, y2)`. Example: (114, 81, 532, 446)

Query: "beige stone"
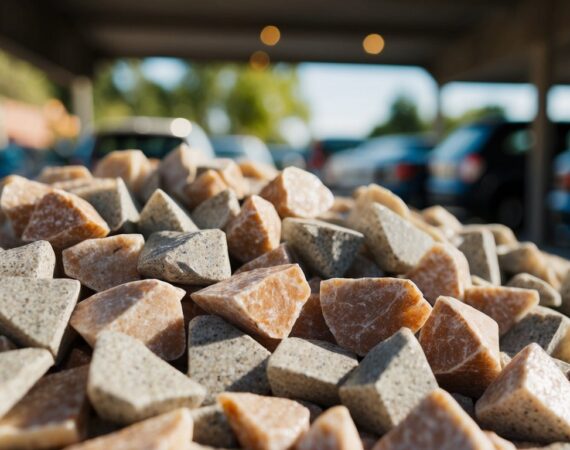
(93, 149, 153, 194)
(422, 205, 462, 232)
(197, 158, 247, 198)
(235, 243, 295, 274)
(138, 188, 198, 237)
(37, 165, 92, 184)
(184, 169, 229, 210)
(507, 272, 561, 307)
(354, 184, 410, 218)
(158, 144, 198, 200)
(462, 223, 518, 246)
(296, 406, 363, 450)
(498, 242, 558, 288)
(238, 160, 278, 181)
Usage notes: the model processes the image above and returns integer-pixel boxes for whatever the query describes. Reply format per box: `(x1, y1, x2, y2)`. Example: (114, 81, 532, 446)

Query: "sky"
(141, 58, 570, 140)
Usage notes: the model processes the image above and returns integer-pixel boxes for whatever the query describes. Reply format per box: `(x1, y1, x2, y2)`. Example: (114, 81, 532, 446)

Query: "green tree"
(444, 105, 505, 133)
(369, 95, 425, 137)
(0, 50, 54, 104)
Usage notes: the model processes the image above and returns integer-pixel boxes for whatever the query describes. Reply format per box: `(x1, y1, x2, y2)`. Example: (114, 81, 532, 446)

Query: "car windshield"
(93, 134, 183, 160)
(431, 125, 493, 160)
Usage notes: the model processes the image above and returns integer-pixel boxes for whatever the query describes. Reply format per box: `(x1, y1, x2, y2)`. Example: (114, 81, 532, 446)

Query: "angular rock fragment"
(184, 169, 229, 210)
(37, 165, 92, 184)
(238, 160, 278, 181)
(70, 279, 186, 361)
(354, 184, 410, 218)
(282, 218, 363, 278)
(268, 337, 358, 406)
(260, 167, 334, 219)
(457, 229, 501, 285)
(422, 205, 462, 232)
(138, 189, 198, 237)
(88, 331, 205, 424)
(340, 328, 438, 434)
(372, 389, 494, 450)
(296, 405, 363, 450)
(347, 203, 433, 273)
(22, 190, 110, 248)
(218, 392, 310, 450)
(344, 254, 384, 278)
(65, 408, 193, 450)
(0, 277, 80, 357)
(498, 242, 558, 287)
(406, 243, 471, 304)
(158, 144, 198, 200)
(463, 223, 518, 246)
(321, 278, 432, 356)
(0, 366, 89, 449)
(0, 348, 53, 418)
(197, 158, 247, 198)
(0, 241, 55, 278)
(290, 278, 336, 343)
(236, 245, 294, 276)
(138, 230, 231, 285)
(419, 296, 501, 397)
(507, 272, 561, 307)
(225, 195, 281, 263)
(476, 343, 570, 442)
(93, 149, 152, 194)
(63, 234, 144, 291)
(188, 315, 271, 404)
(192, 264, 310, 339)
(191, 189, 240, 230)
(409, 212, 448, 243)
(463, 286, 539, 336)
(190, 405, 238, 448)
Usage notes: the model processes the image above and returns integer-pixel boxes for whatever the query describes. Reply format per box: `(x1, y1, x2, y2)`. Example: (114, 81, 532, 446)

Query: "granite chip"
(190, 405, 239, 448)
(138, 189, 198, 237)
(457, 229, 501, 285)
(507, 272, 561, 307)
(498, 242, 558, 287)
(0, 241, 55, 278)
(93, 149, 153, 195)
(191, 189, 240, 230)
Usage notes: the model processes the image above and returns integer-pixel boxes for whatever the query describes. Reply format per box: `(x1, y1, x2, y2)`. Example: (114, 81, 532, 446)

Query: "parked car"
(323, 134, 435, 205)
(308, 138, 364, 172)
(427, 120, 570, 230)
(268, 144, 308, 170)
(74, 117, 215, 167)
(212, 135, 274, 166)
(548, 150, 570, 243)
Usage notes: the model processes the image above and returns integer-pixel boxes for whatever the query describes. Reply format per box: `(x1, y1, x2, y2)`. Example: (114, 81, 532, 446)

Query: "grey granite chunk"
(0, 277, 80, 358)
(339, 327, 438, 434)
(88, 331, 206, 424)
(138, 189, 198, 237)
(191, 190, 240, 230)
(0, 241, 55, 278)
(138, 230, 231, 285)
(457, 229, 501, 285)
(0, 348, 53, 417)
(507, 272, 561, 307)
(188, 315, 271, 404)
(281, 218, 364, 278)
(190, 405, 239, 448)
(267, 337, 358, 407)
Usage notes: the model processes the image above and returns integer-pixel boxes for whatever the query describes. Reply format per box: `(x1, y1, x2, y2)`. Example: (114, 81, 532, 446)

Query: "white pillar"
(71, 76, 94, 137)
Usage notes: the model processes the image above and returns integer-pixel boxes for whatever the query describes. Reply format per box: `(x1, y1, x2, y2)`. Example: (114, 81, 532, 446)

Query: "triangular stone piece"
(0, 241, 55, 278)
(88, 331, 206, 424)
(498, 242, 558, 287)
(290, 278, 336, 343)
(191, 189, 240, 230)
(507, 272, 561, 307)
(184, 169, 229, 210)
(37, 165, 92, 184)
(158, 144, 198, 201)
(93, 149, 152, 195)
(457, 229, 501, 285)
(138, 189, 198, 237)
(235, 243, 295, 274)
(354, 184, 410, 218)
(419, 296, 501, 397)
(0, 277, 80, 357)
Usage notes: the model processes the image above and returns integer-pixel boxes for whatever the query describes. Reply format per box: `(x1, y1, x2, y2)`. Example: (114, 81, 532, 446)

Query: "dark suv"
(427, 120, 570, 229)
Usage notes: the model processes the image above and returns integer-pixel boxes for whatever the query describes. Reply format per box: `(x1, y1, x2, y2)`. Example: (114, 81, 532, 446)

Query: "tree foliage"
(0, 51, 54, 104)
(369, 95, 426, 137)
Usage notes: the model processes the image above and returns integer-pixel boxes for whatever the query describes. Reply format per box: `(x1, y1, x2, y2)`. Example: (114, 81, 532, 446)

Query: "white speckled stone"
(191, 190, 240, 230)
(340, 328, 438, 435)
(0, 348, 53, 418)
(88, 331, 206, 424)
(268, 337, 358, 407)
(190, 405, 238, 448)
(457, 229, 501, 285)
(0, 277, 80, 357)
(0, 241, 55, 278)
(507, 272, 561, 307)
(138, 189, 198, 237)
(138, 230, 231, 285)
(188, 315, 271, 404)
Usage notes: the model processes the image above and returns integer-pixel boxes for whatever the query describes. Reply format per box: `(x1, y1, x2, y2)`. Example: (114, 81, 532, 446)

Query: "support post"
(71, 77, 94, 137)
(433, 82, 445, 141)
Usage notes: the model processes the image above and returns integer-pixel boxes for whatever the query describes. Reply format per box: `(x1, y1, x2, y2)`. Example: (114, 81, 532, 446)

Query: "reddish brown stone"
(235, 243, 295, 274)
(226, 195, 282, 263)
(192, 264, 310, 339)
(463, 286, 539, 336)
(184, 169, 228, 210)
(290, 278, 336, 343)
(22, 190, 110, 249)
(158, 144, 198, 200)
(93, 149, 153, 194)
(37, 165, 92, 184)
(321, 278, 432, 356)
(199, 159, 247, 198)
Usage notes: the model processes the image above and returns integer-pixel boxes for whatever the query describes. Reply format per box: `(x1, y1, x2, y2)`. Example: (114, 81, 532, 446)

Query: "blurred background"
(1, 0, 569, 247)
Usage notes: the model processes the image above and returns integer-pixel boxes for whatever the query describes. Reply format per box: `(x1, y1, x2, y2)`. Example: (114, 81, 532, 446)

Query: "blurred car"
(323, 134, 435, 205)
(428, 120, 570, 230)
(74, 117, 215, 167)
(211, 135, 274, 166)
(308, 138, 364, 172)
(268, 144, 307, 170)
(548, 150, 570, 243)
(0, 142, 71, 179)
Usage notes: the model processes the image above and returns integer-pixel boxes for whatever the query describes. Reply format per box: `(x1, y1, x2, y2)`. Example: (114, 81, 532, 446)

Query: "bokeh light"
(363, 33, 385, 55)
(250, 51, 270, 71)
(260, 25, 281, 46)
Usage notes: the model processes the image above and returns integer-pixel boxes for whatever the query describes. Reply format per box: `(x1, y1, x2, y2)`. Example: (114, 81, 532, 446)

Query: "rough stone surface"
(225, 195, 281, 263)
(340, 328, 438, 434)
(190, 405, 238, 448)
(268, 337, 358, 406)
(406, 243, 471, 304)
(354, 184, 410, 218)
(462, 223, 518, 247)
(0, 348, 53, 418)
(290, 278, 336, 343)
(498, 242, 558, 287)
(192, 264, 310, 339)
(282, 218, 364, 278)
(22, 190, 110, 249)
(507, 272, 561, 307)
(235, 243, 295, 275)
(457, 229, 501, 285)
(0, 366, 89, 449)
(158, 144, 198, 200)
(260, 167, 334, 219)
(419, 296, 502, 397)
(347, 203, 433, 273)
(321, 278, 432, 356)
(88, 331, 206, 424)
(138, 189, 198, 237)
(138, 230, 231, 285)
(239, 160, 278, 181)
(0, 241, 55, 278)
(296, 405, 364, 450)
(197, 158, 247, 199)
(63, 234, 144, 291)
(188, 315, 271, 404)
(65, 408, 193, 450)
(372, 389, 494, 450)
(463, 286, 539, 336)
(476, 343, 570, 442)
(218, 392, 310, 450)
(37, 165, 92, 184)
(422, 205, 463, 232)
(93, 149, 152, 195)
(184, 169, 229, 210)
(0, 277, 80, 357)
(191, 189, 240, 230)
(70, 279, 186, 361)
